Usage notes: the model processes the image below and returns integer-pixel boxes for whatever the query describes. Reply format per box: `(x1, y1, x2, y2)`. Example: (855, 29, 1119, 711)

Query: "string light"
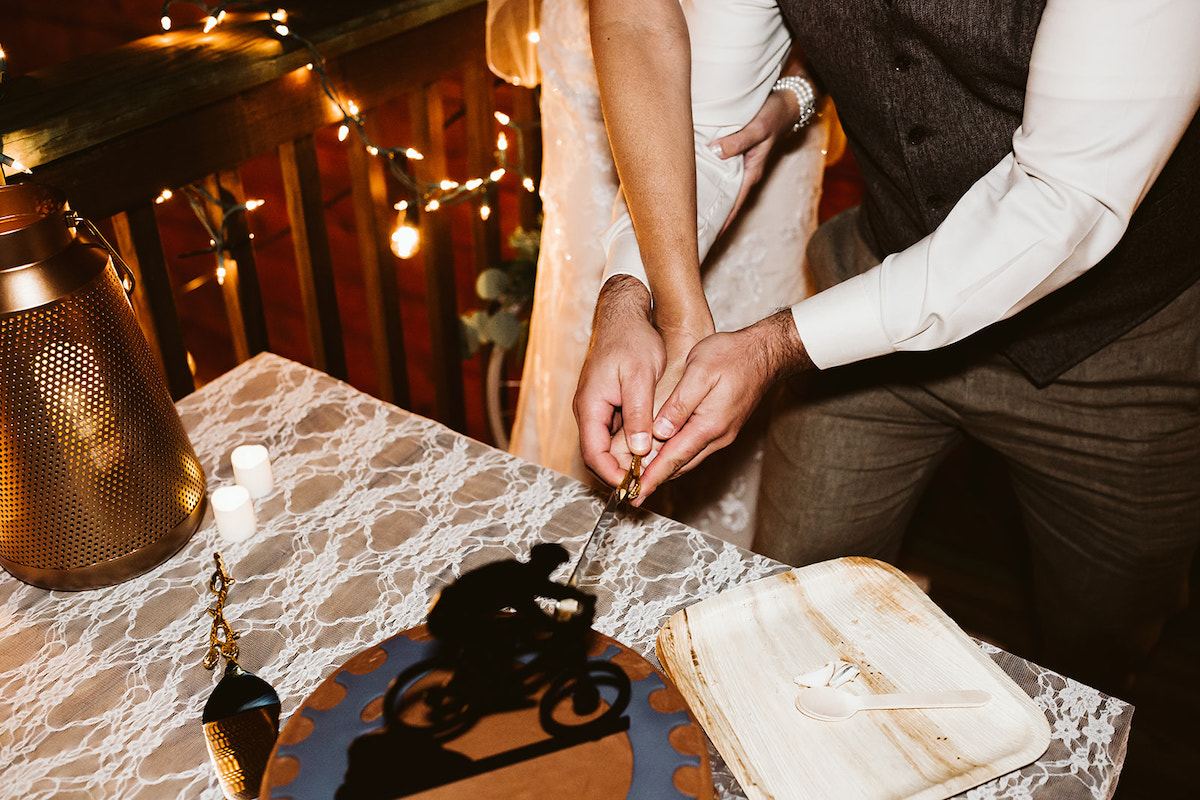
(390, 204, 420, 259)
(164, 183, 265, 294)
(156, 1, 541, 264)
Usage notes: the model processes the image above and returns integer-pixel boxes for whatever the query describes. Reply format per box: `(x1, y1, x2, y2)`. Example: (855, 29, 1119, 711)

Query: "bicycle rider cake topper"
(337, 543, 633, 798)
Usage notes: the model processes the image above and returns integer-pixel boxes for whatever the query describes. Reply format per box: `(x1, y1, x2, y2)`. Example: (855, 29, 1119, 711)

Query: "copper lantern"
(0, 182, 205, 590)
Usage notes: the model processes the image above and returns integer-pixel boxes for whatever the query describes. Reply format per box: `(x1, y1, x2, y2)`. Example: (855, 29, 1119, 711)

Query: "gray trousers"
(755, 209, 1200, 694)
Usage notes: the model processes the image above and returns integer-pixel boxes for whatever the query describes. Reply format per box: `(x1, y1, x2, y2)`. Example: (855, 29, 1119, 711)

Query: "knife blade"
(563, 454, 642, 591)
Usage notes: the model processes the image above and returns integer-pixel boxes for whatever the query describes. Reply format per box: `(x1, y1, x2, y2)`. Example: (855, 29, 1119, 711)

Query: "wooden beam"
(347, 112, 410, 407)
(9, 5, 488, 221)
(110, 205, 195, 399)
(463, 61, 502, 275)
(279, 134, 347, 380)
(511, 86, 542, 231)
(1, 1, 485, 171)
(410, 83, 466, 432)
(216, 169, 271, 358)
(199, 176, 250, 364)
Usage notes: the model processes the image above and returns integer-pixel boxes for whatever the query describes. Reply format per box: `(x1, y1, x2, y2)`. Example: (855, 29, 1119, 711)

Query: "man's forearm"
(754, 309, 815, 381)
(593, 274, 653, 332)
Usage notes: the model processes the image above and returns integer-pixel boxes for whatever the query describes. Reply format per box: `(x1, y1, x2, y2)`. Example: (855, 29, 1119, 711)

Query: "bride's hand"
(711, 89, 800, 231)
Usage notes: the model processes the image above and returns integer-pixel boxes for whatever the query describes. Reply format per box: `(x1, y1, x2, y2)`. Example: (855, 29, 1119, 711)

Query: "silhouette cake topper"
(337, 543, 633, 798)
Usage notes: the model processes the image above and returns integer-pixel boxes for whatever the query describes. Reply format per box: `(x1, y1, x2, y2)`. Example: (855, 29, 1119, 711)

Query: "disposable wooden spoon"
(796, 686, 991, 721)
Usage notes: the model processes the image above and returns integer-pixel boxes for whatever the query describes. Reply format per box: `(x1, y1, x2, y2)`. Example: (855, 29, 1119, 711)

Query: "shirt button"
(906, 126, 930, 146)
(894, 54, 913, 72)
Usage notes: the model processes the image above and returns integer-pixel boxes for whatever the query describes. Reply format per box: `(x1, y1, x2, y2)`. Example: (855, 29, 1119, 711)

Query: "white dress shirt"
(792, 0, 1200, 369)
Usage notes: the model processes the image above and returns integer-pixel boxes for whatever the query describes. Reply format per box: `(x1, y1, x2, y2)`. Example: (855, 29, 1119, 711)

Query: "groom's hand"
(634, 310, 813, 499)
(575, 276, 665, 487)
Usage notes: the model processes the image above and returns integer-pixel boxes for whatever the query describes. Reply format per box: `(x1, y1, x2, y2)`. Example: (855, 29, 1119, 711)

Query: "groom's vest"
(780, 0, 1200, 386)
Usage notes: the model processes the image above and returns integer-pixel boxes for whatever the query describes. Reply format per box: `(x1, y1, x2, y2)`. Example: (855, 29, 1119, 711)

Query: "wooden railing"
(1, 0, 538, 436)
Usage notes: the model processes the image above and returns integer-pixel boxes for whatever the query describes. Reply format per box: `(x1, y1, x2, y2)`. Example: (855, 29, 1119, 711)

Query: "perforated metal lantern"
(0, 183, 205, 590)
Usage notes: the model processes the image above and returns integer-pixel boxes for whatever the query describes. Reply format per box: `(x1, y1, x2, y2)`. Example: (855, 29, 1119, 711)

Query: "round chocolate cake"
(261, 625, 712, 799)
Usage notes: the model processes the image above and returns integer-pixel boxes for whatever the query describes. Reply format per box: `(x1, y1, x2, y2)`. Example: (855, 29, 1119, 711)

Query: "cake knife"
(561, 453, 642, 596)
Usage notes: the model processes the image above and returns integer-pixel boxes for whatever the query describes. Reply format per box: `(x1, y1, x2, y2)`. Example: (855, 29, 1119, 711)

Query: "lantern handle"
(64, 211, 137, 297)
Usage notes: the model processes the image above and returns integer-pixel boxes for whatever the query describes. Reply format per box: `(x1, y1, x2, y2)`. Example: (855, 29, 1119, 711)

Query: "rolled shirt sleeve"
(792, 0, 1200, 369)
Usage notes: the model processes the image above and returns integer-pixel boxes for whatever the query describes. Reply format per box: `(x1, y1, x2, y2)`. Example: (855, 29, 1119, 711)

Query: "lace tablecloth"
(0, 354, 1131, 799)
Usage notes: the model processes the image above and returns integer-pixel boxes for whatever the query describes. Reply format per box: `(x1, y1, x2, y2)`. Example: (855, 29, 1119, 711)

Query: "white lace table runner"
(0, 354, 1131, 799)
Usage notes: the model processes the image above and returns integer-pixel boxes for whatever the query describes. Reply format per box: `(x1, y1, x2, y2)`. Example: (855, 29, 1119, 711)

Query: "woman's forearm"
(590, 0, 713, 337)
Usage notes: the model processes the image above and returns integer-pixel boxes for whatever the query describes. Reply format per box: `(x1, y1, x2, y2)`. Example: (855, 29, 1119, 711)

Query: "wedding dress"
(510, 0, 831, 548)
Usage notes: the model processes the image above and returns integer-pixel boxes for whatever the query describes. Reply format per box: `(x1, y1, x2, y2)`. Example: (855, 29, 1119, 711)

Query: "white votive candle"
(231, 444, 274, 498)
(212, 485, 256, 542)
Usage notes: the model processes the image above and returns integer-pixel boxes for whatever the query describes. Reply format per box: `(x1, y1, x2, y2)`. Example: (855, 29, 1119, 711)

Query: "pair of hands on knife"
(575, 280, 809, 501)
(573, 91, 813, 502)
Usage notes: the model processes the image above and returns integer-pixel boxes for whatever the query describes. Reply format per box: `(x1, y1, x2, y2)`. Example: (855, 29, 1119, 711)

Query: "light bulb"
(203, 16, 218, 33)
(390, 224, 420, 259)
(494, 111, 511, 125)
(425, 199, 440, 212)
(161, 15, 172, 30)
(275, 24, 290, 37)
(479, 205, 491, 221)
(497, 132, 508, 151)
(465, 178, 483, 190)
(406, 148, 424, 160)
(527, 31, 541, 44)
(338, 124, 349, 141)
(523, 177, 535, 192)
(490, 168, 506, 181)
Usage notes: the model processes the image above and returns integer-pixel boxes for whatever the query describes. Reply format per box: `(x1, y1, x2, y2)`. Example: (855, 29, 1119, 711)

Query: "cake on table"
(260, 544, 712, 799)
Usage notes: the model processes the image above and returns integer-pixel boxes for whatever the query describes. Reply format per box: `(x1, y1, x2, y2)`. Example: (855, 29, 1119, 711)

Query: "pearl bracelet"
(773, 75, 818, 132)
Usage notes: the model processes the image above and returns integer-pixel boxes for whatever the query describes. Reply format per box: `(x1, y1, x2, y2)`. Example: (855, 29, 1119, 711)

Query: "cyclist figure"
(426, 543, 596, 713)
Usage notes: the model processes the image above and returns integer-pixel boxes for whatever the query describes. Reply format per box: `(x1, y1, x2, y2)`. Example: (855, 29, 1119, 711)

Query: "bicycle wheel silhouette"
(383, 658, 477, 740)
(538, 660, 631, 738)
